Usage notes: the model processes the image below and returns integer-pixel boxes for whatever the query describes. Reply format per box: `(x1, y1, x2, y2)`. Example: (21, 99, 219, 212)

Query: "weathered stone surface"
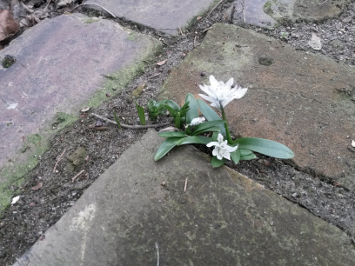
(85, 0, 216, 35)
(0, 13, 161, 212)
(15, 129, 355, 266)
(230, 0, 348, 29)
(265, 0, 347, 22)
(161, 23, 355, 186)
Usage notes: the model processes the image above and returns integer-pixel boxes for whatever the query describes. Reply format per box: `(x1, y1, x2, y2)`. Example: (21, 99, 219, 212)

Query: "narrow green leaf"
(197, 99, 225, 135)
(154, 137, 181, 161)
(239, 148, 253, 157)
(113, 111, 121, 130)
(165, 100, 180, 112)
(158, 131, 187, 138)
(135, 102, 146, 125)
(174, 112, 181, 128)
(185, 94, 198, 124)
(231, 149, 240, 164)
(240, 153, 257, 160)
(177, 136, 212, 145)
(192, 121, 225, 136)
(211, 156, 226, 167)
(235, 137, 294, 159)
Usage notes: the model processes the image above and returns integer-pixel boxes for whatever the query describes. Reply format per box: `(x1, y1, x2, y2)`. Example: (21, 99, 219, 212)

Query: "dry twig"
(53, 148, 66, 173)
(206, 0, 224, 18)
(72, 170, 85, 182)
(91, 113, 172, 129)
(184, 178, 188, 192)
(155, 242, 160, 266)
(70, 3, 116, 18)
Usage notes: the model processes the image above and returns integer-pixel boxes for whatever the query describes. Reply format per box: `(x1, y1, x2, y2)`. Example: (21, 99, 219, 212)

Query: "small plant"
(135, 101, 146, 125)
(155, 75, 294, 167)
(147, 99, 167, 121)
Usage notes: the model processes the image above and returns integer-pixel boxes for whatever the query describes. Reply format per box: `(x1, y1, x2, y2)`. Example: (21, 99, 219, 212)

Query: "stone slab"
(85, 0, 217, 35)
(264, 0, 347, 23)
(229, 0, 348, 29)
(14, 129, 355, 265)
(0, 13, 161, 212)
(160, 23, 355, 187)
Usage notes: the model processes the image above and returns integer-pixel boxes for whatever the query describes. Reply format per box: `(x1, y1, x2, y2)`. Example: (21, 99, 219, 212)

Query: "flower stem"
(220, 104, 233, 143)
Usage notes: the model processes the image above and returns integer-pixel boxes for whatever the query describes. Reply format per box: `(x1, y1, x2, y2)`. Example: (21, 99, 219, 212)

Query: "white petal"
(220, 149, 231, 160)
(217, 133, 224, 143)
(225, 144, 239, 153)
(352, 140, 355, 147)
(226, 77, 234, 87)
(206, 141, 218, 148)
(209, 75, 219, 88)
(233, 87, 248, 99)
(11, 195, 20, 205)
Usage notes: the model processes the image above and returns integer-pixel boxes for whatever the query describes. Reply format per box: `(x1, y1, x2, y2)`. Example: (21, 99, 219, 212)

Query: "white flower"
(206, 133, 238, 160)
(199, 75, 247, 109)
(11, 195, 20, 205)
(189, 117, 205, 126)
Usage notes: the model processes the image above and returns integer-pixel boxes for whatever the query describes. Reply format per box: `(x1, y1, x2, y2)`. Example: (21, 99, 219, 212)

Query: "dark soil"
(1, 1, 355, 265)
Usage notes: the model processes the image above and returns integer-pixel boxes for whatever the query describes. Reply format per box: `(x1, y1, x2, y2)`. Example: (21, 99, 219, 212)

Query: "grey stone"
(160, 23, 355, 187)
(85, 0, 217, 35)
(14, 129, 355, 266)
(0, 13, 161, 213)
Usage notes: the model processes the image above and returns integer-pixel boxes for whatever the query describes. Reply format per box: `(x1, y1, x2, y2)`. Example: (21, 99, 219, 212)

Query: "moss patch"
(0, 134, 49, 215)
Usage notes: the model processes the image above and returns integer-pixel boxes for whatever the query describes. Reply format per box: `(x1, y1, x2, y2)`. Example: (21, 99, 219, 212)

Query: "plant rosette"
(154, 76, 294, 167)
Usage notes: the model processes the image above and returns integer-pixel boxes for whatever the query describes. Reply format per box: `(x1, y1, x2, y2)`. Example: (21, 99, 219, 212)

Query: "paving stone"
(229, 0, 348, 29)
(85, 0, 217, 35)
(161, 23, 355, 187)
(14, 129, 355, 266)
(0, 13, 161, 212)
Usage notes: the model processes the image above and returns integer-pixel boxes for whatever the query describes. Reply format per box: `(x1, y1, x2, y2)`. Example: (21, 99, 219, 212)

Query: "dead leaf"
(0, 10, 20, 41)
(156, 59, 167, 66)
(197, 16, 202, 20)
(31, 182, 43, 190)
(308, 32, 322, 50)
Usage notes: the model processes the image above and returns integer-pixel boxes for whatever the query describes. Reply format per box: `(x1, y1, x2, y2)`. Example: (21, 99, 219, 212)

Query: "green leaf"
(239, 148, 253, 157)
(179, 101, 190, 117)
(240, 153, 257, 160)
(185, 94, 199, 124)
(211, 156, 226, 167)
(165, 100, 180, 112)
(113, 110, 121, 130)
(192, 121, 225, 136)
(158, 131, 187, 138)
(231, 149, 240, 164)
(177, 136, 212, 145)
(235, 138, 294, 159)
(197, 99, 225, 136)
(154, 137, 181, 161)
(135, 102, 146, 125)
(174, 112, 181, 128)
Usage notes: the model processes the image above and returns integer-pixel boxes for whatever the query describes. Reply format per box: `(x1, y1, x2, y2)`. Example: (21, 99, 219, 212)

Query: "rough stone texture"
(0, 13, 161, 211)
(14, 129, 355, 266)
(264, 0, 348, 22)
(161, 24, 355, 187)
(85, 0, 217, 35)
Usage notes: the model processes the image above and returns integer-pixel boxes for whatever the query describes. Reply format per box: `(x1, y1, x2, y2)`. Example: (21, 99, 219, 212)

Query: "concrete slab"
(85, 0, 217, 35)
(231, 0, 348, 29)
(14, 129, 355, 265)
(160, 23, 355, 187)
(0, 13, 161, 212)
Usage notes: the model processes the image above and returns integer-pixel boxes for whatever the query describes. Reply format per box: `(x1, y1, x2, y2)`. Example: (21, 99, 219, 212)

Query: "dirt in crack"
(1, 1, 355, 265)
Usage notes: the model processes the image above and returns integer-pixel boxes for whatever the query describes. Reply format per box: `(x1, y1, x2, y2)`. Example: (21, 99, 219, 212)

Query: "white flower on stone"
(189, 117, 205, 126)
(206, 133, 238, 160)
(199, 75, 247, 109)
(11, 195, 20, 205)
